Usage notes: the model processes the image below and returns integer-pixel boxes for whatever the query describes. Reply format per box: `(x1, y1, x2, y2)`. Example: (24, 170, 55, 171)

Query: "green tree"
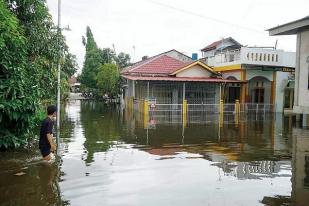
(6, 0, 77, 101)
(79, 26, 102, 89)
(115, 52, 131, 69)
(79, 27, 131, 96)
(100, 48, 116, 64)
(0, 0, 77, 148)
(96, 64, 120, 97)
(0, 0, 38, 148)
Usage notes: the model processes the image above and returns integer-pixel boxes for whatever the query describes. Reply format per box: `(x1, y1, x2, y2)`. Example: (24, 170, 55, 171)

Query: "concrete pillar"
(172, 88, 178, 104)
(132, 80, 135, 98)
(303, 114, 309, 128)
(271, 72, 277, 107)
(147, 81, 149, 100)
(240, 70, 247, 103)
(182, 99, 187, 128)
(183, 82, 186, 101)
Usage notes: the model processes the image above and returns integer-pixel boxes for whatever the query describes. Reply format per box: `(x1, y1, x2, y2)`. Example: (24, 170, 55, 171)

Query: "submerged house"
(200, 37, 296, 112)
(121, 50, 244, 106)
(268, 16, 309, 126)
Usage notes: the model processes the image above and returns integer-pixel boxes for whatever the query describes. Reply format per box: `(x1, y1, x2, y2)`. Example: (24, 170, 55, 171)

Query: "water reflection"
(59, 101, 295, 205)
(291, 128, 309, 206)
(0, 161, 66, 205)
(80, 101, 123, 164)
(1, 100, 309, 206)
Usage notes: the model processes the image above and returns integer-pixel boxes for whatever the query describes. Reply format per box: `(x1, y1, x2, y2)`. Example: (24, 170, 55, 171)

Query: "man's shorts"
(40, 146, 51, 158)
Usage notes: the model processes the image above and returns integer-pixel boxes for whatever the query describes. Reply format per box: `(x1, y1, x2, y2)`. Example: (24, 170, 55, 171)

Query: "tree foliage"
(0, 0, 77, 148)
(79, 26, 102, 89)
(0, 0, 35, 148)
(96, 64, 120, 97)
(79, 26, 131, 96)
(115, 52, 131, 69)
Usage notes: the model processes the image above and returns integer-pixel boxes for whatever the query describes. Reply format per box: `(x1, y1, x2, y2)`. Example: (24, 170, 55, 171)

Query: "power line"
(147, 0, 266, 35)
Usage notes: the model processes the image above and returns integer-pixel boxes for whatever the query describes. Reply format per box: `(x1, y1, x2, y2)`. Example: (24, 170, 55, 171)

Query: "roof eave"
(267, 17, 309, 36)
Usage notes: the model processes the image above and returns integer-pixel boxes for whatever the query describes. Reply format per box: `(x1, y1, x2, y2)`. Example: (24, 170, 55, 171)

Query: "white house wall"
(165, 50, 192, 63)
(275, 71, 289, 112)
(222, 71, 241, 80)
(294, 29, 309, 114)
(175, 65, 212, 78)
(246, 69, 273, 81)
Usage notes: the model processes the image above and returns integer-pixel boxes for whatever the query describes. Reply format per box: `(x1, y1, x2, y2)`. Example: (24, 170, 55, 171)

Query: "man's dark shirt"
(39, 117, 53, 149)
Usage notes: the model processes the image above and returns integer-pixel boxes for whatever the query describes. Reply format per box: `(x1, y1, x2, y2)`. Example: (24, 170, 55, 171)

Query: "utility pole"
(56, 0, 61, 155)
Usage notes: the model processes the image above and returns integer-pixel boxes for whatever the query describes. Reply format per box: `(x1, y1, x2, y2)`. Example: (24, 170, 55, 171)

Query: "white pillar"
(219, 83, 222, 102)
(132, 80, 135, 98)
(147, 81, 149, 99)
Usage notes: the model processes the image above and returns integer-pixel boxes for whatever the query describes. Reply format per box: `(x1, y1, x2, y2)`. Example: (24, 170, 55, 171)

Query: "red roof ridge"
(129, 54, 166, 73)
(122, 49, 192, 74)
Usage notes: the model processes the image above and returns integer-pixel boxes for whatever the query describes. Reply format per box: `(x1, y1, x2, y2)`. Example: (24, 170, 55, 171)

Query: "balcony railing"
(204, 47, 295, 68)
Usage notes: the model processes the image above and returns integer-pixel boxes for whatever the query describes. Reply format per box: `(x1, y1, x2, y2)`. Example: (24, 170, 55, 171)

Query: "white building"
(268, 16, 309, 127)
(200, 37, 296, 113)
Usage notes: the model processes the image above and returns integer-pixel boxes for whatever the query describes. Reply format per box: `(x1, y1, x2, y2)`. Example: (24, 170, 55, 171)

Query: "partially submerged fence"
(125, 97, 274, 128)
(125, 97, 274, 115)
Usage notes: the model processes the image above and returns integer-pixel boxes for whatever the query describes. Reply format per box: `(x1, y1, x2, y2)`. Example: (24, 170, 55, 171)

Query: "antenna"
(133, 45, 136, 62)
(274, 39, 278, 50)
(112, 44, 116, 55)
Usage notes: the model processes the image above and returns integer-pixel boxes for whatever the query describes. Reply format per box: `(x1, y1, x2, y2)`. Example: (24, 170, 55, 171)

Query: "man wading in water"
(39, 105, 57, 162)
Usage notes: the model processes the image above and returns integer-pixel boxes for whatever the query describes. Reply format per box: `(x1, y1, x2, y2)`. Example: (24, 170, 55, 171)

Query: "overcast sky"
(47, 0, 309, 73)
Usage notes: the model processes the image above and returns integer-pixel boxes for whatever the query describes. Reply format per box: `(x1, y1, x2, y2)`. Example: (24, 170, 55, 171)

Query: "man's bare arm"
(47, 133, 56, 151)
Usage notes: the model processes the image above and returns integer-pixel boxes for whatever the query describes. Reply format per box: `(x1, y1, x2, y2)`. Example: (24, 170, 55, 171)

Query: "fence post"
(220, 99, 224, 114)
(139, 99, 143, 113)
(143, 99, 149, 129)
(235, 100, 240, 115)
(182, 99, 188, 127)
(144, 99, 149, 116)
(130, 97, 134, 111)
(182, 99, 188, 116)
(235, 100, 240, 127)
(219, 100, 224, 127)
(255, 103, 259, 115)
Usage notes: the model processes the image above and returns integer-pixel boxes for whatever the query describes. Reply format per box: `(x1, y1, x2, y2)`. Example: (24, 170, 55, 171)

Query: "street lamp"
(56, 0, 70, 155)
(56, 0, 61, 155)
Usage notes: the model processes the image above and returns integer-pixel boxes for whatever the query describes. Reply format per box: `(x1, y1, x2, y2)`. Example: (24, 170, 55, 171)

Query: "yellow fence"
(125, 97, 274, 128)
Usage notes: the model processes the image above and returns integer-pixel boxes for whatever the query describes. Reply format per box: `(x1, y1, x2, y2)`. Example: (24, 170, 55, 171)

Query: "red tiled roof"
(122, 75, 246, 83)
(201, 40, 222, 52)
(127, 55, 187, 75)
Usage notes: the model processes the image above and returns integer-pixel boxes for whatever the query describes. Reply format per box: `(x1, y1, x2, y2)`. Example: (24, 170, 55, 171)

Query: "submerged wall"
(294, 29, 309, 115)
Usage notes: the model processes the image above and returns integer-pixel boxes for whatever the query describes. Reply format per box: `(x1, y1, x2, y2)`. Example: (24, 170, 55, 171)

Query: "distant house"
(201, 37, 242, 60)
(200, 37, 296, 112)
(268, 16, 309, 126)
(121, 50, 243, 106)
(69, 76, 80, 93)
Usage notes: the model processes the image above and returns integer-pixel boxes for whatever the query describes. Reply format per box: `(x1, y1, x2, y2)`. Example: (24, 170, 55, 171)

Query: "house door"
(228, 87, 240, 103)
(254, 88, 264, 103)
(284, 89, 294, 109)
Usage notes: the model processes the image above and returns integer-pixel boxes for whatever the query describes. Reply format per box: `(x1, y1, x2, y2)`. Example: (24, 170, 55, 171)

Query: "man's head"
(47, 105, 57, 118)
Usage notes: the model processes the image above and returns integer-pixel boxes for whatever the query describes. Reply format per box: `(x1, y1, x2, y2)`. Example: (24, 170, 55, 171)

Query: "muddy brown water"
(1, 100, 309, 206)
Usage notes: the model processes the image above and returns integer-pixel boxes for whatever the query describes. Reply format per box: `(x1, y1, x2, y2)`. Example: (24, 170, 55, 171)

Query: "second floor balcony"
(204, 47, 295, 69)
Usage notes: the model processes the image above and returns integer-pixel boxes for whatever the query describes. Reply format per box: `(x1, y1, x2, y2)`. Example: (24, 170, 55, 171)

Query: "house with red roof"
(121, 50, 244, 106)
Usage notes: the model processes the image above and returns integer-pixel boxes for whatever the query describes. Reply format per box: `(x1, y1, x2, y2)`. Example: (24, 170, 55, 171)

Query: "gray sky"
(47, 0, 309, 73)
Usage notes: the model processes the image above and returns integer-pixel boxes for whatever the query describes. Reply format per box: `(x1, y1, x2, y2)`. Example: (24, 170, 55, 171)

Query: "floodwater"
(1, 100, 309, 206)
